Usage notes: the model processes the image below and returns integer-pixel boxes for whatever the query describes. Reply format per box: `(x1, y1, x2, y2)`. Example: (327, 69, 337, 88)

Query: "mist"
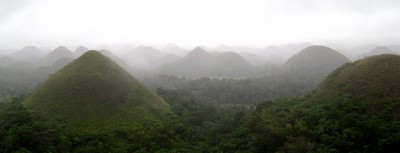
(2, 1, 400, 152)
(1, 0, 400, 50)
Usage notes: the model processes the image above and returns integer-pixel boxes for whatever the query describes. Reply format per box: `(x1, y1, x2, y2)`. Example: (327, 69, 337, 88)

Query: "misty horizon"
(2, 1, 400, 152)
(1, 0, 400, 51)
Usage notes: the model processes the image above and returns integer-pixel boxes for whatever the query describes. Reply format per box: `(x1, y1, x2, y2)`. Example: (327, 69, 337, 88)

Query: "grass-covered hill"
(74, 46, 89, 57)
(281, 45, 351, 88)
(313, 54, 400, 117)
(359, 46, 397, 58)
(42, 46, 75, 65)
(159, 47, 253, 78)
(251, 54, 400, 152)
(316, 54, 400, 98)
(283, 45, 351, 76)
(2, 51, 400, 152)
(10, 45, 44, 60)
(23, 50, 170, 132)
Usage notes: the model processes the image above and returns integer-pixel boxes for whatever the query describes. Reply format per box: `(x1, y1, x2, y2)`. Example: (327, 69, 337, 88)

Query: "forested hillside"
(1, 53, 400, 152)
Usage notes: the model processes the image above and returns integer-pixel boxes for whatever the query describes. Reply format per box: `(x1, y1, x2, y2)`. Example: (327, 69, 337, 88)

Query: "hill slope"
(23, 51, 170, 132)
(74, 46, 89, 57)
(10, 46, 44, 60)
(359, 46, 397, 58)
(251, 54, 400, 152)
(42, 46, 75, 65)
(282, 45, 350, 80)
(283, 46, 350, 73)
(159, 47, 253, 78)
(315, 54, 400, 101)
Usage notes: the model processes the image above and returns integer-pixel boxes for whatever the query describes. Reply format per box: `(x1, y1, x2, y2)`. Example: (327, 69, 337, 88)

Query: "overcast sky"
(0, 0, 399, 49)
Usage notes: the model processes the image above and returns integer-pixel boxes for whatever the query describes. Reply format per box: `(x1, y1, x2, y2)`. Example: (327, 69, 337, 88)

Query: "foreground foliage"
(2, 89, 400, 153)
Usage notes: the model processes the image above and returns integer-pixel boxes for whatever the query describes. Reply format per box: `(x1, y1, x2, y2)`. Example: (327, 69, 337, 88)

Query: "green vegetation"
(23, 51, 170, 132)
(316, 54, 400, 101)
(159, 47, 255, 78)
(248, 54, 400, 152)
(283, 45, 351, 84)
(153, 76, 309, 106)
(1, 53, 400, 152)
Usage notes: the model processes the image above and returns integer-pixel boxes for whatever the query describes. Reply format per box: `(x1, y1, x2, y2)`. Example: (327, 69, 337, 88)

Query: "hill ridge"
(24, 50, 170, 132)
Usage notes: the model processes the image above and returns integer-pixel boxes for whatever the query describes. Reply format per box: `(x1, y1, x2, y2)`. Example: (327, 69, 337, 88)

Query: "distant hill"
(122, 45, 166, 69)
(163, 44, 187, 57)
(315, 54, 400, 103)
(344, 44, 379, 60)
(51, 57, 73, 70)
(10, 46, 44, 62)
(74, 46, 89, 57)
(182, 47, 213, 62)
(282, 45, 350, 82)
(358, 46, 397, 58)
(258, 43, 313, 64)
(389, 45, 400, 52)
(252, 54, 400, 152)
(0, 56, 19, 67)
(42, 46, 75, 65)
(239, 52, 269, 65)
(23, 51, 170, 132)
(98, 49, 128, 68)
(159, 47, 253, 78)
(152, 53, 180, 67)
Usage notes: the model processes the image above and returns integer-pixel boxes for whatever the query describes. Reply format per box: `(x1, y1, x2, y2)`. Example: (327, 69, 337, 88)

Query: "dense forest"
(0, 46, 400, 153)
(1, 88, 399, 152)
(2, 0, 400, 152)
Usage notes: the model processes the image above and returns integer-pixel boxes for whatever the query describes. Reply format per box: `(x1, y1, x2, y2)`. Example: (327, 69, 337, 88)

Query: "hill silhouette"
(122, 45, 165, 69)
(359, 46, 397, 58)
(163, 44, 187, 56)
(74, 46, 89, 57)
(183, 47, 212, 61)
(42, 46, 75, 65)
(282, 45, 350, 81)
(10, 46, 44, 60)
(159, 47, 253, 78)
(23, 50, 170, 132)
(0, 56, 19, 67)
(252, 54, 400, 152)
(315, 54, 400, 101)
(99, 49, 127, 68)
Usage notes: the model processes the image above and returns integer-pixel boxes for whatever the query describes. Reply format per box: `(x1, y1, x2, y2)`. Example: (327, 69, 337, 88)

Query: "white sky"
(0, 0, 399, 49)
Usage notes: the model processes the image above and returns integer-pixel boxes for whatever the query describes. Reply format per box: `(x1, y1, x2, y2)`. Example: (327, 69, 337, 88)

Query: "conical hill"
(315, 54, 400, 100)
(23, 50, 170, 132)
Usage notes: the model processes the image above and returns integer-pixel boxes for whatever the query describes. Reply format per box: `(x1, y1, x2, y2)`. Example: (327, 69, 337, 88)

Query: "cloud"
(0, 0, 34, 23)
(0, 0, 399, 49)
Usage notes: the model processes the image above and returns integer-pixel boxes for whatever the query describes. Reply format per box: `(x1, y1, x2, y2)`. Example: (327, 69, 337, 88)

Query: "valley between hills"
(1, 44, 400, 152)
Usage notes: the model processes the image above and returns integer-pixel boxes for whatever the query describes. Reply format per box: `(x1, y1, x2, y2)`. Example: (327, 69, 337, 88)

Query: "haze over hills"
(1, 43, 400, 152)
(10, 46, 45, 61)
(389, 45, 400, 52)
(358, 46, 397, 59)
(282, 45, 351, 81)
(74, 46, 89, 57)
(252, 54, 400, 152)
(1, 0, 400, 151)
(343, 44, 380, 60)
(258, 42, 314, 64)
(152, 53, 180, 68)
(316, 54, 400, 102)
(23, 51, 170, 132)
(98, 49, 128, 68)
(122, 45, 166, 69)
(163, 44, 188, 57)
(42, 46, 75, 66)
(158, 47, 254, 78)
(0, 56, 19, 67)
(239, 52, 270, 65)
